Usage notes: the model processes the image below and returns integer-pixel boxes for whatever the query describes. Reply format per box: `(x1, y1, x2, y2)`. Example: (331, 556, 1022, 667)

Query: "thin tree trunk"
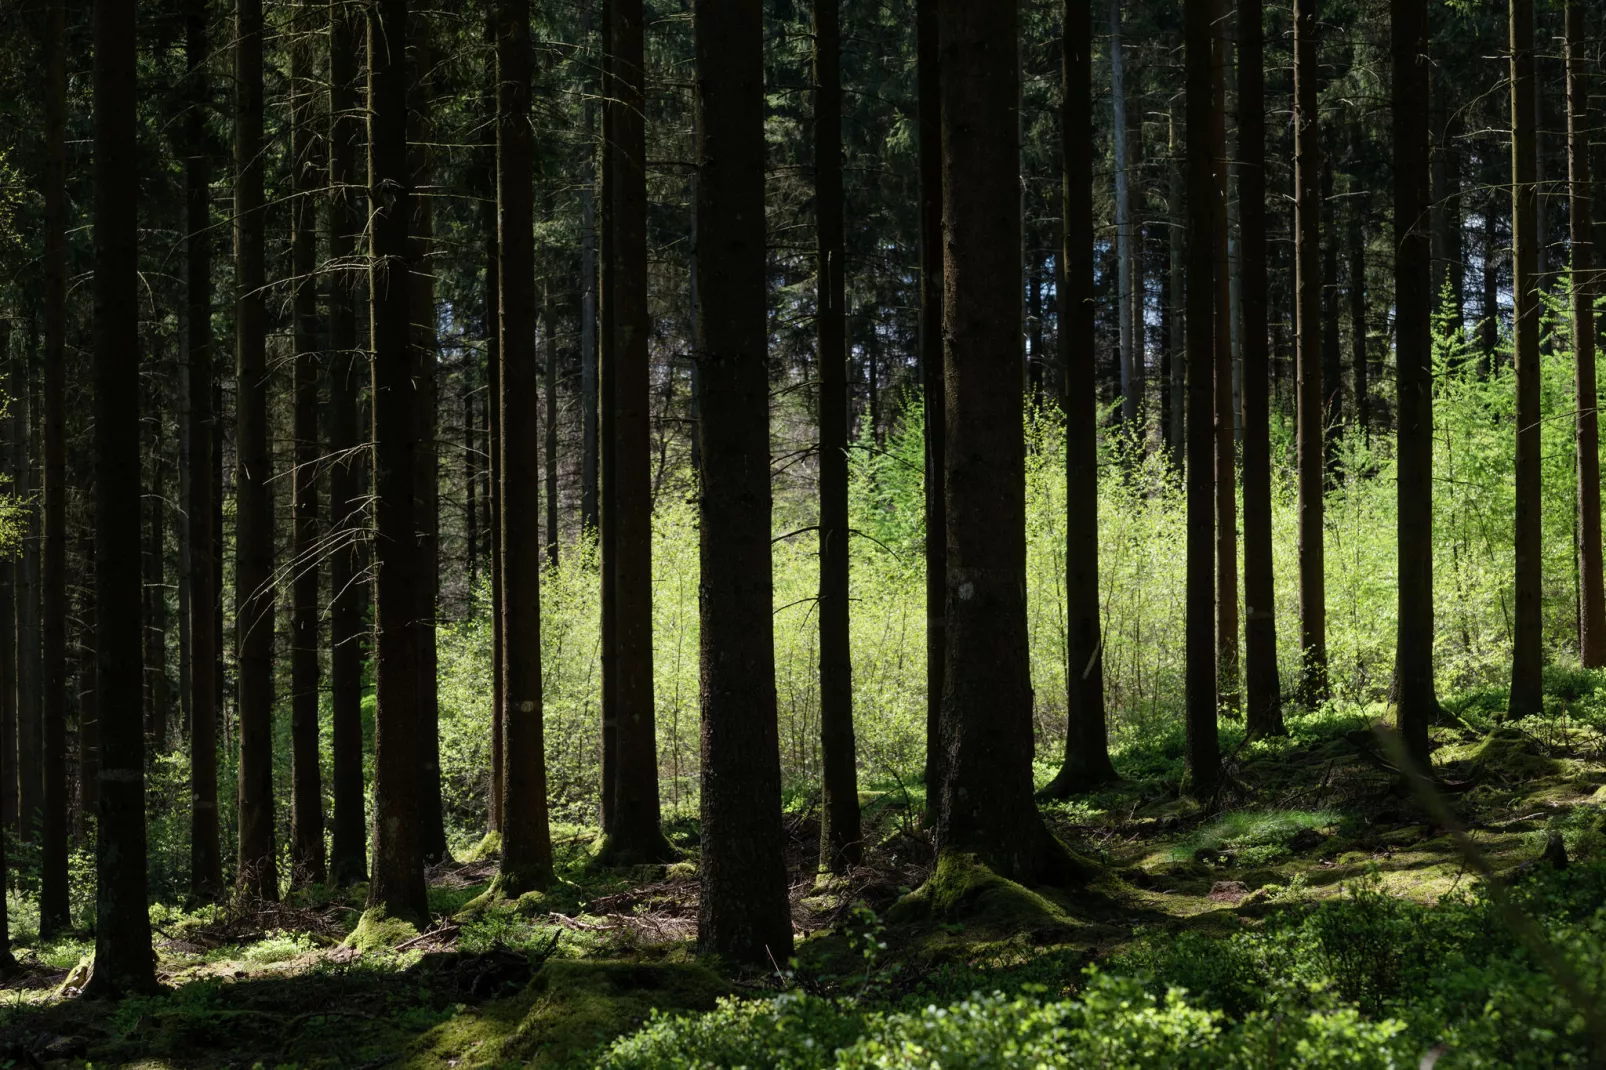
(0, 324, 15, 838)
(495, 0, 553, 894)
(82, 0, 156, 995)
(480, 62, 505, 832)
(367, 0, 429, 924)
(1508, 0, 1543, 718)
(1321, 157, 1343, 472)
(1111, 0, 1136, 426)
(1481, 202, 1500, 370)
(1239, 0, 1282, 738)
(327, 0, 368, 886)
(1184, 0, 1220, 793)
(693, 0, 792, 963)
(465, 384, 478, 590)
(40, 0, 71, 937)
(1394, 0, 1437, 763)
(917, 0, 945, 807)
(581, 91, 600, 539)
(1347, 159, 1369, 442)
(598, 2, 617, 839)
(1168, 112, 1185, 471)
(1212, 0, 1239, 711)
(1566, 0, 1604, 668)
(16, 330, 41, 843)
(288, 0, 326, 888)
(543, 292, 559, 567)
(1294, 0, 1329, 704)
(1044, 0, 1118, 797)
(814, 0, 860, 872)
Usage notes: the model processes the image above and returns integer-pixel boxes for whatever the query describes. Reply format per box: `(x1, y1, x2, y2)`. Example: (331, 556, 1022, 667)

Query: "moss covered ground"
(4, 674, 1606, 1066)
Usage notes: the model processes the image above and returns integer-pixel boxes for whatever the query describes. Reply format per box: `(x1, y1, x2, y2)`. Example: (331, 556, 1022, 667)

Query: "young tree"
(598, 0, 673, 866)
(1393, 0, 1437, 763)
(917, 0, 945, 810)
(1239, 0, 1283, 737)
(495, 0, 553, 894)
(693, 0, 792, 963)
(235, 0, 278, 901)
(1043, 0, 1118, 796)
(288, 0, 326, 888)
(367, 0, 429, 924)
(1183, 0, 1220, 793)
(1508, 0, 1543, 718)
(1294, 0, 1329, 705)
(327, 0, 368, 885)
(81, 0, 157, 998)
(814, 0, 861, 873)
(1566, 0, 1603, 668)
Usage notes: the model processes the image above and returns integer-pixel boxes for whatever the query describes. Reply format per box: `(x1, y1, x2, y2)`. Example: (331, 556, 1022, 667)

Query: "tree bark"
(1184, 0, 1220, 793)
(1212, 0, 1239, 710)
(1347, 154, 1369, 442)
(693, 0, 792, 963)
(1566, 0, 1604, 668)
(480, 56, 505, 832)
(1294, 0, 1329, 704)
(15, 330, 41, 843)
(327, 0, 368, 886)
(82, 0, 157, 996)
(367, 0, 429, 924)
(1508, 0, 1543, 718)
(543, 292, 558, 567)
(1111, 0, 1136, 426)
(1168, 112, 1185, 471)
(1044, 0, 1118, 797)
(917, 0, 945, 811)
(0, 324, 15, 838)
(495, 0, 553, 894)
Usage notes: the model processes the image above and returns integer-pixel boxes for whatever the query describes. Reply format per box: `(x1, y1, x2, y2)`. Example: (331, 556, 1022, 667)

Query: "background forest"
(0, 0, 1605, 1065)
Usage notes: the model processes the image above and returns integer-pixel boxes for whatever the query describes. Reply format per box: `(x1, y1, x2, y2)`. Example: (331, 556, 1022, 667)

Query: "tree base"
(594, 828, 679, 868)
(887, 847, 1091, 937)
(346, 905, 424, 953)
(1038, 764, 1121, 800)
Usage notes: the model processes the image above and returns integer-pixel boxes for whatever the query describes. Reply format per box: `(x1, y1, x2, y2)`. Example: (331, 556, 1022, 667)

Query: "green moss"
(461, 830, 502, 863)
(347, 907, 422, 953)
(404, 961, 727, 1068)
(1465, 726, 1564, 781)
(888, 852, 1075, 938)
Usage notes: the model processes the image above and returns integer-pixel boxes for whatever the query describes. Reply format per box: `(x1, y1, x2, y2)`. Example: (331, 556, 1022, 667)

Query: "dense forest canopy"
(0, 0, 1604, 1064)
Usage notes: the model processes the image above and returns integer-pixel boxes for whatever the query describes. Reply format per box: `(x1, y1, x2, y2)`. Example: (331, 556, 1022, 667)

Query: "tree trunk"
(327, 0, 368, 886)
(0, 324, 15, 838)
(1347, 156, 1369, 443)
(581, 89, 600, 540)
(16, 330, 41, 843)
(917, 0, 945, 809)
(1111, 0, 1136, 426)
(465, 385, 478, 590)
(480, 84, 505, 833)
(1184, 0, 1220, 793)
(367, 0, 429, 924)
(1508, 0, 1543, 718)
(1168, 112, 1185, 471)
(141, 383, 169, 754)
(1044, 0, 1118, 797)
(813, 0, 860, 872)
(1212, 0, 1238, 711)
(81, 0, 156, 996)
(288, 0, 326, 889)
(40, 0, 71, 937)
(1294, 0, 1329, 704)
(1394, 0, 1437, 764)
(693, 0, 792, 963)
(1321, 157, 1343, 472)
(1566, 0, 1604, 668)
(1238, 0, 1282, 738)
(495, 0, 554, 894)
(544, 292, 559, 567)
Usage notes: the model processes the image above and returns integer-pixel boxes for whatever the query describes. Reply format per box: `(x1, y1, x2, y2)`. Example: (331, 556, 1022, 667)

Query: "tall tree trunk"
(1481, 202, 1499, 370)
(1347, 159, 1369, 442)
(1239, 0, 1282, 738)
(82, 0, 156, 997)
(1168, 112, 1185, 471)
(1294, 0, 1329, 704)
(288, 0, 326, 889)
(544, 292, 559, 567)
(1508, 0, 1543, 718)
(1044, 0, 1118, 797)
(1394, 0, 1437, 764)
(581, 91, 601, 539)
(1212, 0, 1238, 710)
(917, 0, 945, 808)
(495, 0, 553, 894)
(0, 324, 15, 838)
(1184, 0, 1220, 793)
(480, 79, 505, 833)
(1321, 157, 1343, 471)
(184, 0, 221, 899)
(598, 2, 618, 838)
(1111, 0, 1136, 426)
(40, 0, 71, 937)
(1566, 0, 1604, 668)
(16, 331, 41, 842)
(327, 0, 368, 886)
(693, 0, 792, 963)
(410, 29, 449, 868)
(814, 0, 860, 872)
(465, 385, 478, 589)
(367, 0, 429, 924)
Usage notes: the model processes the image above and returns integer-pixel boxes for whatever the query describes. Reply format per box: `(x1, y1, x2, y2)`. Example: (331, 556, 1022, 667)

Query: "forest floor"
(1, 676, 1603, 1068)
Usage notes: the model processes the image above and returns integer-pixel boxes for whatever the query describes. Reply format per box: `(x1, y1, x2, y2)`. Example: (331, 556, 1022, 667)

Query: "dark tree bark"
(40, 0, 71, 937)
(17, 336, 41, 845)
(1183, 0, 1220, 793)
(495, 0, 553, 894)
(1481, 204, 1500, 369)
(1347, 165, 1369, 442)
(1043, 0, 1118, 797)
(0, 324, 14, 838)
(235, 0, 278, 901)
(1294, 0, 1329, 705)
(1168, 113, 1185, 471)
(599, 2, 617, 838)
(465, 385, 478, 589)
(543, 292, 558, 568)
(1321, 158, 1343, 470)
(814, 0, 861, 872)
(1566, 0, 1604, 668)
(1211, 0, 1238, 710)
(1393, 0, 1436, 766)
(289, 0, 326, 888)
(1239, 0, 1283, 738)
(142, 391, 169, 753)
(1508, 0, 1543, 718)
(581, 76, 601, 541)
(409, 29, 449, 868)
(917, 0, 945, 809)
(81, 0, 157, 997)
(480, 52, 505, 832)
(1111, 0, 1136, 426)
(367, 0, 429, 924)
(693, 0, 792, 963)
(327, 0, 368, 886)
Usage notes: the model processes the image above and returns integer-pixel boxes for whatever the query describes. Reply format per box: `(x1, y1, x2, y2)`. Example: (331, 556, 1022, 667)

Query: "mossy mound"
(404, 960, 727, 1068)
(461, 830, 503, 863)
(1466, 726, 1564, 782)
(346, 906, 422, 953)
(887, 851, 1076, 938)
